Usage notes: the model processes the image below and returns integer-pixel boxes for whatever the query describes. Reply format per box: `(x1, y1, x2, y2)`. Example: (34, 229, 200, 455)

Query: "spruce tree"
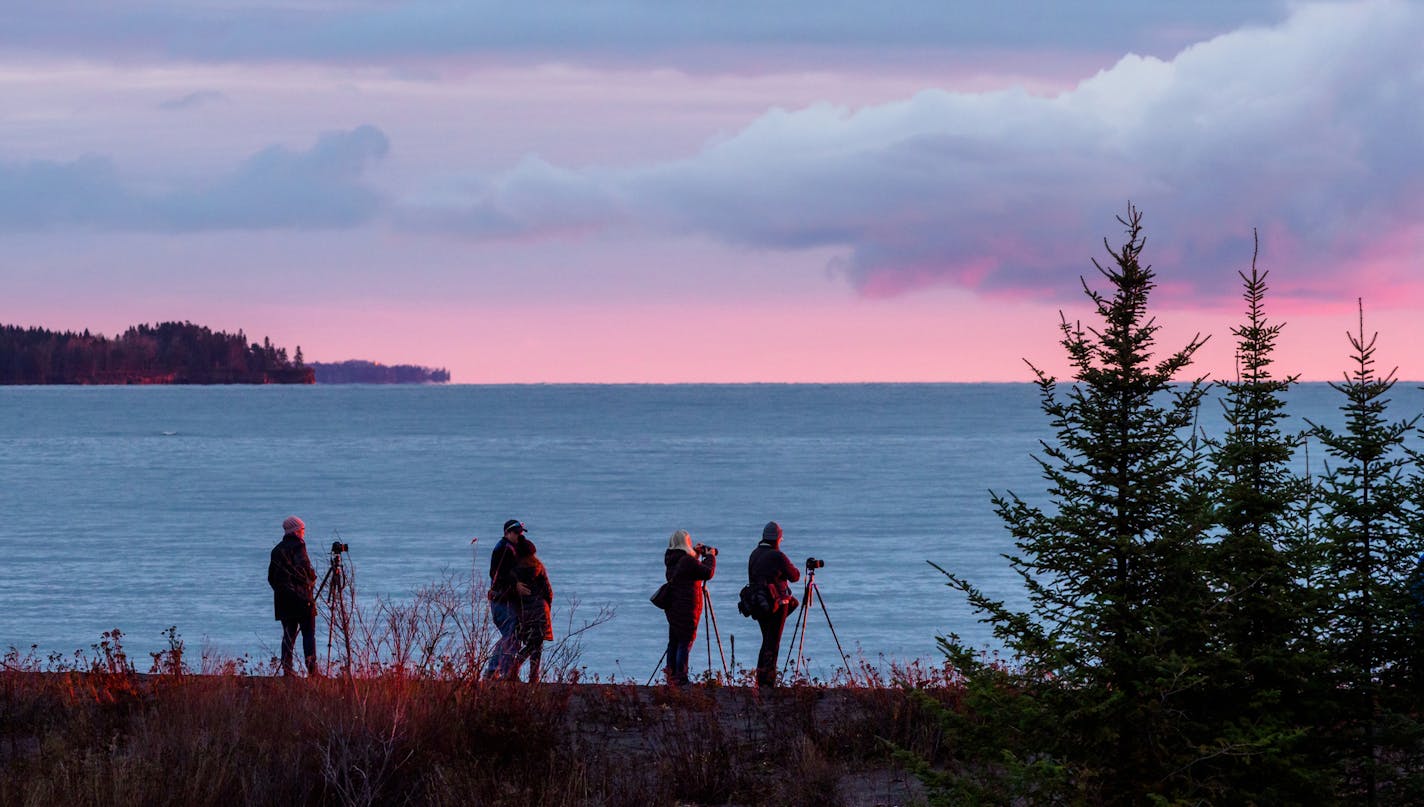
(1198, 240, 1322, 800)
(1307, 301, 1421, 803)
(935, 206, 1213, 801)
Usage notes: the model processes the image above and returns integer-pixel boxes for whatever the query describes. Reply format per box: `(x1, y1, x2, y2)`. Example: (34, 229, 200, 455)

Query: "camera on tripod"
(331, 541, 349, 554)
(805, 557, 825, 571)
(694, 543, 718, 557)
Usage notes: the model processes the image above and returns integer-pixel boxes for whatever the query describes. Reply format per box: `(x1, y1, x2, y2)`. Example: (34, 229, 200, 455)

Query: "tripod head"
(317, 538, 353, 599)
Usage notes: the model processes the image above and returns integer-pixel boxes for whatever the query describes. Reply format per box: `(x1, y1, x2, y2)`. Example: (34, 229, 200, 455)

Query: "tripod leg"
(782, 577, 813, 677)
(781, 607, 801, 676)
(316, 565, 334, 601)
(703, 588, 729, 678)
(325, 579, 336, 669)
(795, 582, 815, 676)
(647, 649, 668, 687)
(338, 582, 354, 677)
(812, 581, 854, 680)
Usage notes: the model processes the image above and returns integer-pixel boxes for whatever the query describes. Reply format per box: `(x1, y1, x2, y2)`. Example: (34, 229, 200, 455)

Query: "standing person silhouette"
(486, 519, 533, 679)
(662, 529, 717, 686)
(268, 515, 319, 677)
(509, 538, 554, 681)
(747, 521, 799, 688)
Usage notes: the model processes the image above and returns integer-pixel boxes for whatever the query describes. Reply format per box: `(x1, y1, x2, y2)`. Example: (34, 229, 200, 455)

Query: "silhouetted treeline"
(910, 209, 1424, 804)
(0, 322, 313, 385)
(309, 360, 450, 384)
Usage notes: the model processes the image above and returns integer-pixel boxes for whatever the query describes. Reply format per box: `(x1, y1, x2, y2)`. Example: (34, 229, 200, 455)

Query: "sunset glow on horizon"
(5, 1, 1424, 383)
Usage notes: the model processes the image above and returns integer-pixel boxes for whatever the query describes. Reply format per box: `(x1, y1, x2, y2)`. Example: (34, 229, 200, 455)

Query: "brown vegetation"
(0, 568, 948, 806)
(0, 658, 947, 806)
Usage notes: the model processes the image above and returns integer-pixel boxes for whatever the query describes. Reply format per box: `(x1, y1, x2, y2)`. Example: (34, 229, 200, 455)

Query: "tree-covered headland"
(308, 359, 450, 384)
(0, 321, 313, 384)
(911, 207, 1424, 804)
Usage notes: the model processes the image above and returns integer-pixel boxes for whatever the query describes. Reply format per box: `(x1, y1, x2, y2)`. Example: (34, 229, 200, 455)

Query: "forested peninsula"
(308, 360, 450, 384)
(0, 322, 312, 385)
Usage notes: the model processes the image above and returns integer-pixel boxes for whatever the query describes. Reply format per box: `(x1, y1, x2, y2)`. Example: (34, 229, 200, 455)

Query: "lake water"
(1, 383, 1420, 680)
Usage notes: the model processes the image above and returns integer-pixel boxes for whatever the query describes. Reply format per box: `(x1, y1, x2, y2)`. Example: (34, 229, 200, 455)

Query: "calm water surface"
(1, 383, 1418, 679)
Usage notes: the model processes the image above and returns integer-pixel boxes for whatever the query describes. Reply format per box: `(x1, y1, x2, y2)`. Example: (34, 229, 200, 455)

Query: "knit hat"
(503, 519, 527, 536)
(761, 521, 782, 543)
(283, 515, 305, 535)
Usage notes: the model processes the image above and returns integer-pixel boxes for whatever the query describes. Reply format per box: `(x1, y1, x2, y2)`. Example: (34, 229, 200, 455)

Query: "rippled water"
(0, 382, 1415, 679)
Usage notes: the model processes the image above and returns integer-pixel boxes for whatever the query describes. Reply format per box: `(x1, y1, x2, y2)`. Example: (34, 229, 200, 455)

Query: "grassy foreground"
(0, 662, 949, 806)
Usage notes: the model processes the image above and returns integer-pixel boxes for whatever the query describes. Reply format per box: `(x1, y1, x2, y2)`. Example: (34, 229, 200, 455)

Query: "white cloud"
(404, 0, 1424, 303)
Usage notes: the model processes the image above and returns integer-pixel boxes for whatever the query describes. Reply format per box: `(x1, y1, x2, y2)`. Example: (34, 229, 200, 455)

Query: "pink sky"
(4, 1, 1423, 382)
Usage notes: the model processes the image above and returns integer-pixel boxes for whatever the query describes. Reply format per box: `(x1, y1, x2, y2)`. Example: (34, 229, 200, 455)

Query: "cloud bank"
(404, 0, 1424, 304)
(4, 2, 1418, 308)
(0, 126, 389, 232)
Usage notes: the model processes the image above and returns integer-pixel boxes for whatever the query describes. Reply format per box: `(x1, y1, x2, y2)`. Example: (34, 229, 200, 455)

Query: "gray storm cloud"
(406, 0, 1424, 302)
(0, 126, 389, 232)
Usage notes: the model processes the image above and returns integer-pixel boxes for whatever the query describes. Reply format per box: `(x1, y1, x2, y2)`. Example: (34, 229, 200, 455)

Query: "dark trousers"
(486, 601, 519, 678)
(755, 609, 788, 687)
(280, 615, 317, 675)
(666, 628, 696, 685)
(512, 637, 544, 682)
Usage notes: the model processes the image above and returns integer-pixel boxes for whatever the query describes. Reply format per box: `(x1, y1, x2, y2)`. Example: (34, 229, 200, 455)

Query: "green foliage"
(920, 214, 1424, 804)
(931, 206, 1217, 802)
(1193, 239, 1327, 802)
(1306, 302, 1424, 802)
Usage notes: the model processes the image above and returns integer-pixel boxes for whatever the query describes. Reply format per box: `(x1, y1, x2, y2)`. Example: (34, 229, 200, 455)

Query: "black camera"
(695, 543, 718, 557)
(331, 541, 350, 554)
(805, 557, 825, 570)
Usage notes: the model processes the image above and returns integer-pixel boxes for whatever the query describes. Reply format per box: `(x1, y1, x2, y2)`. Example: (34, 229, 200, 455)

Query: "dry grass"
(0, 570, 951, 806)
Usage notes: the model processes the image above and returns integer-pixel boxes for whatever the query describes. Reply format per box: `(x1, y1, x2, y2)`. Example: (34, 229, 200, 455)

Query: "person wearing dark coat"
(268, 515, 318, 676)
(509, 539, 554, 682)
(663, 529, 717, 685)
(747, 520, 799, 688)
(486, 519, 533, 679)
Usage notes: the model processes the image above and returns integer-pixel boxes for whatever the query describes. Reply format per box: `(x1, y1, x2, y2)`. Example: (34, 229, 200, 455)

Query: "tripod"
(647, 584, 729, 685)
(315, 546, 355, 676)
(781, 566, 853, 680)
(702, 583, 729, 679)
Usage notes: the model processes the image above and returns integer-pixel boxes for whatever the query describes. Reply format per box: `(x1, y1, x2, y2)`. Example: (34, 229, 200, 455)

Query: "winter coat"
(513, 543, 554, 642)
(268, 533, 317, 621)
(664, 549, 716, 638)
(488, 537, 527, 603)
(748, 541, 800, 615)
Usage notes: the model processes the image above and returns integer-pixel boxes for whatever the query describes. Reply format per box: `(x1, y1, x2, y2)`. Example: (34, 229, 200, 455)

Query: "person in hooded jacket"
(486, 519, 533, 679)
(268, 515, 319, 677)
(509, 538, 554, 682)
(663, 529, 717, 686)
(748, 520, 799, 688)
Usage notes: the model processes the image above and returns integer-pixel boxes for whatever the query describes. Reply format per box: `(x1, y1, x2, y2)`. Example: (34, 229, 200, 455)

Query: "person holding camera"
(268, 515, 319, 677)
(662, 529, 717, 686)
(747, 520, 800, 688)
(486, 519, 535, 679)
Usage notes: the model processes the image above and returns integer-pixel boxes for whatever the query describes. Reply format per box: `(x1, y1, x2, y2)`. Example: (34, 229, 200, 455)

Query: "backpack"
(737, 583, 772, 619)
